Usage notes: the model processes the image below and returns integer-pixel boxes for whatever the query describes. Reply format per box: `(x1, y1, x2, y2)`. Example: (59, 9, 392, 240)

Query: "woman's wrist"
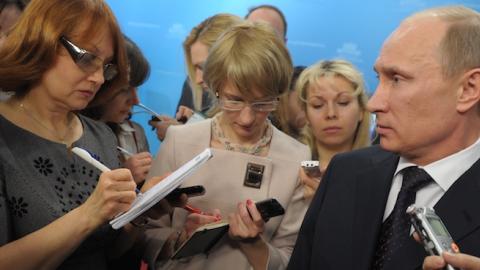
(237, 234, 267, 251)
(75, 204, 103, 233)
(67, 204, 102, 235)
(237, 236, 269, 270)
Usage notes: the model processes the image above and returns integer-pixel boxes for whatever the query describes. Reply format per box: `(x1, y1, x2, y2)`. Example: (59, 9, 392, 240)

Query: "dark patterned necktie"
(372, 166, 434, 270)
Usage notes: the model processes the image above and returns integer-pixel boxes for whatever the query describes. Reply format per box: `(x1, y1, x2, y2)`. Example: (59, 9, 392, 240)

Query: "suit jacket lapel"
(435, 158, 480, 245)
(352, 150, 399, 270)
(399, 158, 480, 270)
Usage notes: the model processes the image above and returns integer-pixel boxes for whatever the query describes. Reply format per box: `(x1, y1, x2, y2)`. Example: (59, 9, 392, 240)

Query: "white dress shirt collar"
(395, 136, 480, 192)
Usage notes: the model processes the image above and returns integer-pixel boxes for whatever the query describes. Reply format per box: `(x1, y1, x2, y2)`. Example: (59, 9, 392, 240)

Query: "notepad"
(110, 148, 213, 229)
(171, 221, 230, 260)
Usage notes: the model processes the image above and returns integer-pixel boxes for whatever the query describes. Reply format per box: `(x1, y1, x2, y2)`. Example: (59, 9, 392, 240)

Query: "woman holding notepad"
(0, 1, 179, 269)
(143, 22, 311, 270)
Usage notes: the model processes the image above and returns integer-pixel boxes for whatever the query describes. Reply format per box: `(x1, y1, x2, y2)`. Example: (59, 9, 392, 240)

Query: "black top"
(0, 114, 121, 270)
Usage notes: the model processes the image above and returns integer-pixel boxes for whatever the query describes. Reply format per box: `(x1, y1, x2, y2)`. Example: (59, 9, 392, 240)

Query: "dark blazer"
(287, 145, 480, 270)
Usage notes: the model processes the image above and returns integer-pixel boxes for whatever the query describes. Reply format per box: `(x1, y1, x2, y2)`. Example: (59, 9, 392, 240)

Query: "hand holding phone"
(301, 160, 322, 178)
(254, 198, 285, 222)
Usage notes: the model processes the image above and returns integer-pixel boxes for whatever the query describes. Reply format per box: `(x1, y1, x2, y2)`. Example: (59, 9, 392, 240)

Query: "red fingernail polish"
(247, 199, 253, 206)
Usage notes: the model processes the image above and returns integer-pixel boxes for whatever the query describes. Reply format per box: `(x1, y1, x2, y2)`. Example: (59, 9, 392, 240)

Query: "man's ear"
(457, 68, 480, 113)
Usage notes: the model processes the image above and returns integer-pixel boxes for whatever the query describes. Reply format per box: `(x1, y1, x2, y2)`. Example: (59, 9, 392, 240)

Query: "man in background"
(246, 4, 287, 43)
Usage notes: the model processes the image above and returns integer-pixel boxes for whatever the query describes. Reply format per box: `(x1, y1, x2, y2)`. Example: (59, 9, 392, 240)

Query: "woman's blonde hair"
(204, 21, 293, 105)
(0, 0, 128, 105)
(297, 60, 371, 159)
(183, 13, 241, 111)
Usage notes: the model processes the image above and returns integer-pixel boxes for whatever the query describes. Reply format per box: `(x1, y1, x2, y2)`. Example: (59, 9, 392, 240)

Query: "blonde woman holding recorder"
(297, 60, 371, 198)
(142, 22, 310, 270)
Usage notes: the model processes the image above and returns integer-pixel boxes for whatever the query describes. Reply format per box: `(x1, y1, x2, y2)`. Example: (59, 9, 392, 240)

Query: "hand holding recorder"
(300, 160, 323, 199)
(407, 205, 459, 270)
(301, 160, 322, 178)
(422, 252, 480, 270)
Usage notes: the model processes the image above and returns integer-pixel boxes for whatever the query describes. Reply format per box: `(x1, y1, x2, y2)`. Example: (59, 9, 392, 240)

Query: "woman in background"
(297, 60, 371, 198)
(0, 0, 29, 46)
(0, 0, 29, 101)
(149, 13, 241, 141)
(83, 35, 152, 185)
(143, 22, 310, 270)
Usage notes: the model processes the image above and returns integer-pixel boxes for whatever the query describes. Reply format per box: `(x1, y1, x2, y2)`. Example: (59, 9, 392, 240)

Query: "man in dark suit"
(288, 5, 480, 270)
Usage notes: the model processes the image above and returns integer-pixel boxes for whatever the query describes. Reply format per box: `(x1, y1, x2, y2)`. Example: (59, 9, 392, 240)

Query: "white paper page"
(110, 148, 213, 229)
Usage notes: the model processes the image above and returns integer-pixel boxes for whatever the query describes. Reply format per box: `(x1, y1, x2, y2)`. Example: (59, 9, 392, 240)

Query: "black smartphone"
(166, 185, 206, 201)
(255, 198, 285, 222)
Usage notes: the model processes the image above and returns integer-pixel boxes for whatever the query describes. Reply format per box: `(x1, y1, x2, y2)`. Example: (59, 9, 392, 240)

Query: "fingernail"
(247, 199, 253, 206)
(451, 243, 460, 253)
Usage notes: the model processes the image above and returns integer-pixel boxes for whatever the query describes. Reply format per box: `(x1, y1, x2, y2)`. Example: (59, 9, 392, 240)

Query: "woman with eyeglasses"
(0, 0, 177, 269)
(296, 60, 371, 199)
(142, 22, 310, 270)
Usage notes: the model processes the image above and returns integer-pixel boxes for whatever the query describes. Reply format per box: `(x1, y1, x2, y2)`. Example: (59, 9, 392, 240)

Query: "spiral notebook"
(110, 148, 213, 229)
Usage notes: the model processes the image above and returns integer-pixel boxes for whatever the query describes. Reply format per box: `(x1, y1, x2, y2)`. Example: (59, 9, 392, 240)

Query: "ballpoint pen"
(116, 146, 133, 157)
(72, 147, 142, 195)
(136, 103, 163, 120)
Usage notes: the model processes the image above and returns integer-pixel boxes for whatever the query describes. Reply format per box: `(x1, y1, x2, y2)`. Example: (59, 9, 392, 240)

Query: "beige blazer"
(142, 119, 310, 270)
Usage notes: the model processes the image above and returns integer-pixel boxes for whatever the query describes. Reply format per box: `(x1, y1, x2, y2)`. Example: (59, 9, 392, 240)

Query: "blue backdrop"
(106, 0, 480, 154)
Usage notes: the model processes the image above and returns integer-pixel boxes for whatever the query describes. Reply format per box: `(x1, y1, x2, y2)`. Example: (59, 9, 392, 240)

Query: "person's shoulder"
(127, 120, 146, 133)
(272, 124, 307, 146)
(78, 114, 115, 137)
(271, 125, 310, 159)
(128, 120, 142, 129)
(332, 145, 394, 169)
(165, 118, 211, 142)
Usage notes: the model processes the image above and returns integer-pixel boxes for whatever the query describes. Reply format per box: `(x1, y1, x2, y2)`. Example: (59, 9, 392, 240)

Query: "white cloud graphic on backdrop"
(335, 42, 362, 63)
(288, 40, 326, 48)
(167, 23, 187, 39)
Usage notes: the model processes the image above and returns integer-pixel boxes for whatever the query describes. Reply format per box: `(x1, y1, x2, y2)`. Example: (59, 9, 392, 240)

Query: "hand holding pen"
(73, 147, 141, 194)
(70, 147, 138, 227)
(116, 147, 153, 185)
(73, 147, 189, 223)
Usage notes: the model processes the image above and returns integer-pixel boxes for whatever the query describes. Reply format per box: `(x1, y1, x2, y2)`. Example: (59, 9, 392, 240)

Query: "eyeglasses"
(218, 97, 279, 112)
(60, 36, 118, 81)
